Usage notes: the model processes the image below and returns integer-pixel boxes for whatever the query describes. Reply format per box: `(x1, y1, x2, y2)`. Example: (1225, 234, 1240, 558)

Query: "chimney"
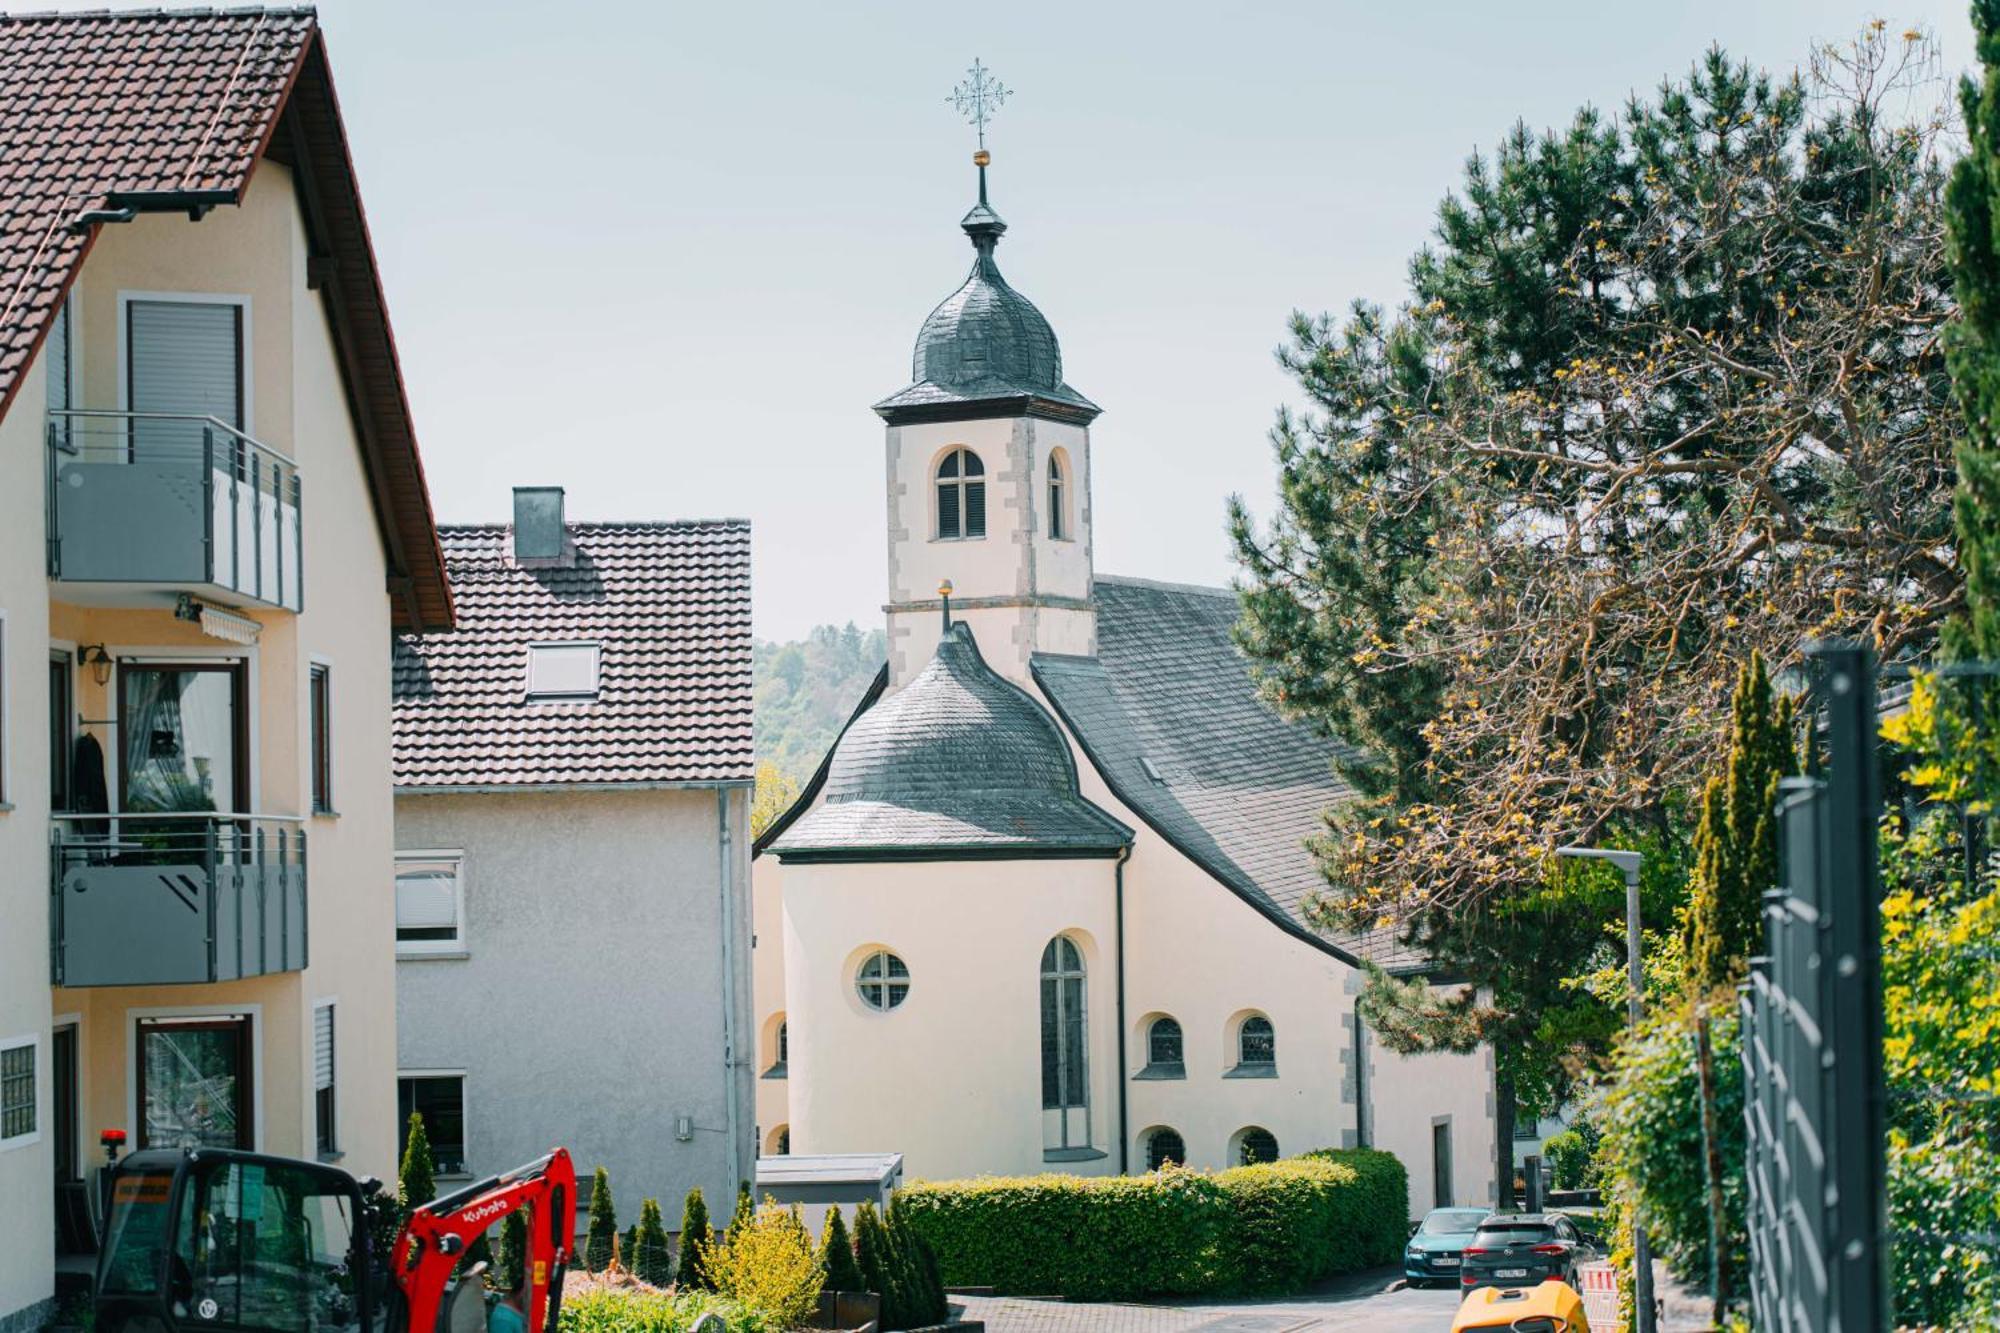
(512, 486, 572, 566)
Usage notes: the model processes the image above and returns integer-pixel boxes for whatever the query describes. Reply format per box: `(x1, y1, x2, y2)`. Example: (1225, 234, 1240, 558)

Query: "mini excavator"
(92, 1143, 577, 1333)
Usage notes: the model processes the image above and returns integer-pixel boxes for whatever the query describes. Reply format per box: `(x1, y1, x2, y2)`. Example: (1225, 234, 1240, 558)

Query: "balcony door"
(136, 1016, 253, 1150)
(125, 298, 244, 461)
(117, 662, 247, 815)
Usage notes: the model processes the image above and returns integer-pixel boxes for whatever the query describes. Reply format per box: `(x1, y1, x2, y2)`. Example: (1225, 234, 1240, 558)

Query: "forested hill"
(752, 623, 887, 783)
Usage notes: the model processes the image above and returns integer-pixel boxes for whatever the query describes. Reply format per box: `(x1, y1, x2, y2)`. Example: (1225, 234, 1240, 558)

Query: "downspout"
(717, 788, 743, 1184)
(1115, 844, 1131, 1174)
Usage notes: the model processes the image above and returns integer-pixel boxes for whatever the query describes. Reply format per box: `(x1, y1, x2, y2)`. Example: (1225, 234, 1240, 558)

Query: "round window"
(856, 950, 910, 1011)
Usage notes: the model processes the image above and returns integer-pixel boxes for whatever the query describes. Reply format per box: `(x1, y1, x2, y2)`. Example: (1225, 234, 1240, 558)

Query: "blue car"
(1404, 1206, 1490, 1287)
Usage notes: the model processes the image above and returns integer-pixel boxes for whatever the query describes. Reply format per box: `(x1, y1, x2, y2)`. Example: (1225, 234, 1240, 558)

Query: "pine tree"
(819, 1207, 863, 1294)
(725, 1183, 754, 1246)
(398, 1112, 436, 1215)
(584, 1167, 617, 1272)
(1947, 0, 2000, 664)
(1686, 654, 1798, 992)
(631, 1198, 672, 1287)
(675, 1187, 714, 1291)
(852, 1202, 901, 1328)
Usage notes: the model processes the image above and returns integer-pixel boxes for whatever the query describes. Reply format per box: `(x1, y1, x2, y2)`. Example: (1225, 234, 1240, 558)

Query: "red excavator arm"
(392, 1148, 578, 1333)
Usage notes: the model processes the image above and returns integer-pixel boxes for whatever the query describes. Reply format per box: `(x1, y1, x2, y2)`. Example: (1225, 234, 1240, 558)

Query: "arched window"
(1237, 1127, 1279, 1166)
(1040, 936, 1087, 1111)
(936, 448, 986, 540)
(765, 1015, 788, 1076)
(1142, 1017, 1184, 1077)
(779, 1020, 788, 1065)
(1238, 1015, 1275, 1069)
(856, 950, 910, 1011)
(1145, 1127, 1186, 1172)
(768, 1124, 790, 1156)
(1047, 451, 1069, 541)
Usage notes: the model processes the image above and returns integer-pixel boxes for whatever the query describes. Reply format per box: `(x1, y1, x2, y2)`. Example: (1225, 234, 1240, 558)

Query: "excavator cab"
(95, 1149, 379, 1333)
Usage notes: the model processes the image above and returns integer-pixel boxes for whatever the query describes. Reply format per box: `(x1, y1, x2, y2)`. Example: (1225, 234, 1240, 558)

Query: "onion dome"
(873, 161, 1099, 426)
(768, 622, 1130, 860)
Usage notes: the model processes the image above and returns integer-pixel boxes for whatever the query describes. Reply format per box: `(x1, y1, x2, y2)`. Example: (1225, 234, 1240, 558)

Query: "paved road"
(953, 1270, 1465, 1333)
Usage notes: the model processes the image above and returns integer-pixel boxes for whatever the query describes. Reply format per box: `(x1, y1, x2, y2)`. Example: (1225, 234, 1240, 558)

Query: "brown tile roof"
(0, 7, 452, 629)
(393, 522, 754, 790)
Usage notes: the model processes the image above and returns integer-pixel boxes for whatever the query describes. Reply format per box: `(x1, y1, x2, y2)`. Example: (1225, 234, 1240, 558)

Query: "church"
(750, 151, 1495, 1218)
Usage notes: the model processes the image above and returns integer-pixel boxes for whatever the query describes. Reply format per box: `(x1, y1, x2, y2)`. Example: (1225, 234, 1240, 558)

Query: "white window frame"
(397, 1068, 469, 1180)
(524, 641, 602, 701)
(395, 850, 467, 958)
(312, 996, 338, 1160)
(855, 949, 910, 1012)
(116, 289, 254, 435)
(0, 1032, 40, 1151)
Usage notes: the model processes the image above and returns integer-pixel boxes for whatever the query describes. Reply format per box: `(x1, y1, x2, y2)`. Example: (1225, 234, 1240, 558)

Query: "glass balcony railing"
(46, 410, 303, 612)
(50, 814, 307, 987)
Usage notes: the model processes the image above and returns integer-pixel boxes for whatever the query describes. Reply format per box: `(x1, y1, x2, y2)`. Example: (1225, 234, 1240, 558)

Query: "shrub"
(896, 1151, 1405, 1301)
(818, 1207, 863, 1294)
(676, 1187, 714, 1291)
(585, 1168, 618, 1273)
(708, 1204, 825, 1331)
(631, 1199, 673, 1288)
(493, 1212, 528, 1293)
(399, 1112, 436, 1214)
(886, 1200, 945, 1326)
(1542, 1129, 1596, 1190)
(557, 1284, 768, 1333)
(851, 1203, 904, 1325)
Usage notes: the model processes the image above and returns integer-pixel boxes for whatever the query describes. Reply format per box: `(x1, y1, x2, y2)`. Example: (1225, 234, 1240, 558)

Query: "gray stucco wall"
(396, 787, 753, 1233)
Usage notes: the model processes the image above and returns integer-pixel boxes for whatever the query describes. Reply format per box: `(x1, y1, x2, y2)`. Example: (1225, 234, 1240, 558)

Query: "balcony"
(50, 814, 307, 987)
(46, 410, 303, 613)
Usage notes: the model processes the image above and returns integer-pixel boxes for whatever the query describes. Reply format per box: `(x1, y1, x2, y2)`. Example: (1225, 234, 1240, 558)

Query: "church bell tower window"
(936, 448, 986, 540)
(1047, 451, 1069, 541)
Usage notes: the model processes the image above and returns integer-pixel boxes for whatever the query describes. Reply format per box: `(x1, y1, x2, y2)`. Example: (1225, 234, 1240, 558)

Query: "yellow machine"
(1450, 1281, 1591, 1332)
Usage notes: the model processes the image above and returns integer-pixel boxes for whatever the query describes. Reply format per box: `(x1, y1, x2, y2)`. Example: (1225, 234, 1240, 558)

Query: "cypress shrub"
(819, 1207, 863, 1293)
(584, 1167, 618, 1273)
(896, 1151, 1407, 1301)
(725, 1184, 754, 1246)
(632, 1198, 673, 1287)
(398, 1112, 436, 1215)
(493, 1212, 527, 1294)
(676, 1187, 714, 1290)
(852, 1202, 904, 1327)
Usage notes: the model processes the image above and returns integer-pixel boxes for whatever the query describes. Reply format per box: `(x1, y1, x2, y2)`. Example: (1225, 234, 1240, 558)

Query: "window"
(398, 1075, 467, 1176)
(1144, 1127, 1185, 1172)
(855, 950, 910, 1011)
(164, 1155, 364, 1333)
(0, 613, 7, 807)
(137, 1016, 252, 1150)
(1040, 937, 1087, 1111)
(127, 297, 246, 462)
(49, 652, 72, 812)
(1236, 1127, 1279, 1166)
(935, 448, 986, 540)
(768, 1125, 790, 1156)
(765, 1017, 788, 1078)
(0, 1036, 35, 1147)
(1235, 1015, 1276, 1072)
(310, 663, 333, 813)
(396, 854, 465, 955)
(118, 661, 247, 813)
(1139, 1016, 1184, 1079)
(1047, 451, 1069, 541)
(526, 642, 601, 700)
(313, 1003, 337, 1158)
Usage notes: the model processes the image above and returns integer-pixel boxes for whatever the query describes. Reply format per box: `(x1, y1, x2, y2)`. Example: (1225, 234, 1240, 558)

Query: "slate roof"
(1033, 576, 1415, 969)
(0, 7, 452, 629)
(873, 187, 1098, 426)
(393, 521, 752, 789)
(769, 622, 1130, 859)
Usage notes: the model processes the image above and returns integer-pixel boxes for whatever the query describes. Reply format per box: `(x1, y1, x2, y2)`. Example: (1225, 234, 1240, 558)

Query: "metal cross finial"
(948, 59, 1011, 151)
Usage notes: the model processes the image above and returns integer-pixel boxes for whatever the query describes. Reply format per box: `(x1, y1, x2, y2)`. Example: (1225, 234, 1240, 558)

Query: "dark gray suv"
(1458, 1212, 1592, 1292)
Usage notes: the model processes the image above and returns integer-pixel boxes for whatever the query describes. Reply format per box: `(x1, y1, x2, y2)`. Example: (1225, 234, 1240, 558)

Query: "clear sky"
(54, 1, 1983, 639)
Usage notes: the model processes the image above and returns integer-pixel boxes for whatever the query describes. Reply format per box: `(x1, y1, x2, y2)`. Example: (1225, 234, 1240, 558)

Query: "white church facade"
(751, 158, 1495, 1217)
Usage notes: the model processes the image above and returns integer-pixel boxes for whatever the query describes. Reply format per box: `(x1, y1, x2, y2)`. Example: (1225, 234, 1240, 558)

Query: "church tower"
(874, 150, 1099, 687)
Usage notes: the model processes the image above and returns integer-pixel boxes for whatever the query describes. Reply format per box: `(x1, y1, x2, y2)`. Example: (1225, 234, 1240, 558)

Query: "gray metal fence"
(1741, 641, 1890, 1333)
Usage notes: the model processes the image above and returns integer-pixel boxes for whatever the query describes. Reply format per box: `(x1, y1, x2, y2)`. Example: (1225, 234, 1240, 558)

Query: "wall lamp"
(80, 645, 112, 687)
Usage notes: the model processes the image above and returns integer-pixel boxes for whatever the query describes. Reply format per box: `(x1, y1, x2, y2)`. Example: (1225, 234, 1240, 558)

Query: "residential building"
(392, 489, 754, 1235)
(753, 158, 1497, 1215)
(0, 10, 452, 1330)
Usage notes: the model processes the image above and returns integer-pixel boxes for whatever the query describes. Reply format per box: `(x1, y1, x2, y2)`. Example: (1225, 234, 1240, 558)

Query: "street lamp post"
(1557, 845, 1657, 1333)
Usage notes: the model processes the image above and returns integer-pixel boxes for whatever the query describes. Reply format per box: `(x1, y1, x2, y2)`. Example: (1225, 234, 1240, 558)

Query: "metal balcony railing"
(50, 813, 307, 988)
(46, 410, 303, 612)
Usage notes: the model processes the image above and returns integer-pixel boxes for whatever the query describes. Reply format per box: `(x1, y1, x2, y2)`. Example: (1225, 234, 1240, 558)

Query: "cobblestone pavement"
(951, 1269, 1462, 1333)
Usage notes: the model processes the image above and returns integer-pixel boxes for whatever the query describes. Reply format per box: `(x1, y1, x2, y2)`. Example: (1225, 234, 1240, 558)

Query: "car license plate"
(1435, 1258, 1460, 1267)
(1497, 1268, 1529, 1278)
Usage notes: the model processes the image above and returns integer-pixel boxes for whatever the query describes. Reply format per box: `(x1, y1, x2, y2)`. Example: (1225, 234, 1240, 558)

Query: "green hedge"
(557, 1286, 769, 1333)
(896, 1150, 1407, 1301)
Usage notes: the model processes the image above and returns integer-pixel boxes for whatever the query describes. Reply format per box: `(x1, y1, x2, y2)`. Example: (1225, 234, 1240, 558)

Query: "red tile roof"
(0, 7, 452, 629)
(393, 522, 754, 790)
